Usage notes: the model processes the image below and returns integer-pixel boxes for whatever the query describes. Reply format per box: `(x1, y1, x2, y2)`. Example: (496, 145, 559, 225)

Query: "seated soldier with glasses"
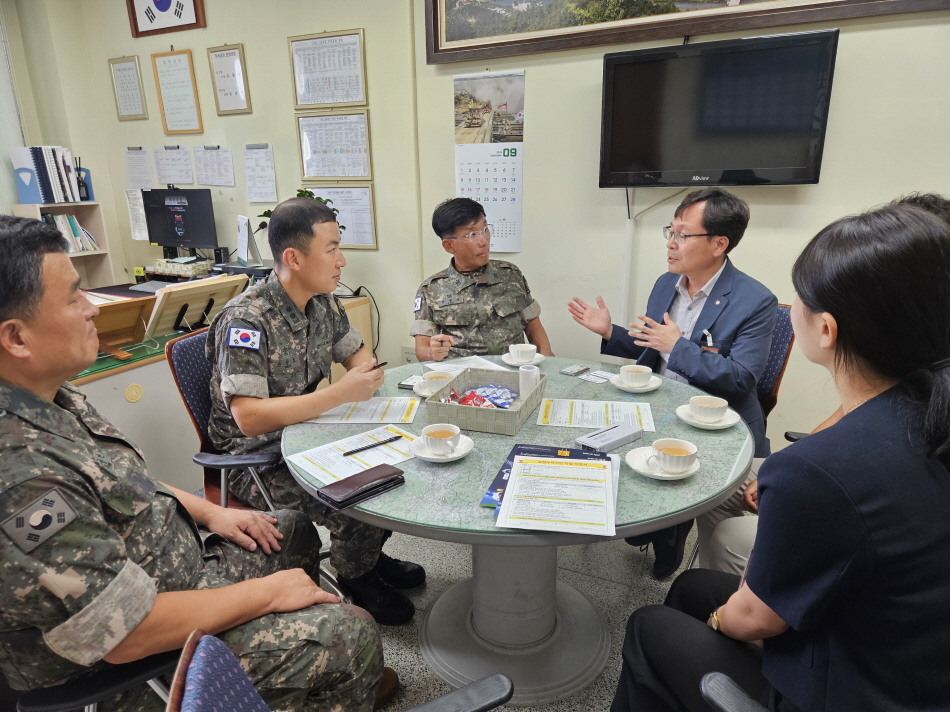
(568, 188, 777, 580)
(411, 197, 554, 361)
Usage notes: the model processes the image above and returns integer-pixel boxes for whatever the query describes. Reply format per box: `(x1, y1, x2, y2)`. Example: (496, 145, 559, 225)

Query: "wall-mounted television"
(600, 30, 839, 188)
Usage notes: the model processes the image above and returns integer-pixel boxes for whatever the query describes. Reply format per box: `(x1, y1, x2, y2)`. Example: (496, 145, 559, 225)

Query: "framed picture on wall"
(108, 56, 148, 121)
(297, 110, 373, 181)
(207, 44, 252, 115)
(425, 0, 950, 64)
(127, 0, 206, 38)
(301, 183, 378, 250)
(288, 29, 368, 110)
(151, 49, 203, 134)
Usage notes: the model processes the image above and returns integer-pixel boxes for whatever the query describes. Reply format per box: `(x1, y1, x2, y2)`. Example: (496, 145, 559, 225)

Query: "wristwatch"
(708, 608, 722, 632)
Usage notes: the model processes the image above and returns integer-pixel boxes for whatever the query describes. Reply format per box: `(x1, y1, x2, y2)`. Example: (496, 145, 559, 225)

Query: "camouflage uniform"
(0, 380, 382, 712)
(206, 273, 385, 579)
(410, 259, 541, 358)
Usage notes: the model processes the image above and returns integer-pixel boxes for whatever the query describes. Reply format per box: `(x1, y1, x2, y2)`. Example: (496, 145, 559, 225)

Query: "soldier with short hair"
(0, 215, 394, 711)
(411, 197, 554, 361)
(207, 197, 424, 627)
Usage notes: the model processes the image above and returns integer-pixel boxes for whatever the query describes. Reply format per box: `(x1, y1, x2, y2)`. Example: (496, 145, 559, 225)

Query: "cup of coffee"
(415, 371, 453, 397)
(689, 395, 728, 423)
(647, 438, 697, 474)
(509, 343, 537, 364)
(422, 423, 461, 456)
(620, 365, 652, 387)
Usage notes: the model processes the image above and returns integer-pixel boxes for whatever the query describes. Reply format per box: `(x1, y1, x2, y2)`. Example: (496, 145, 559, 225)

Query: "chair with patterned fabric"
(166, 631, 515, 712)
(756, 304, 795, 420)
(165, 329, 343, 599)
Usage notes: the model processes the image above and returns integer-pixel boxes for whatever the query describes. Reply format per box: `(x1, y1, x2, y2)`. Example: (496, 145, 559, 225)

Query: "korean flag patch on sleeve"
(228, 326, 262, 350)
(414, 297, 422, 312)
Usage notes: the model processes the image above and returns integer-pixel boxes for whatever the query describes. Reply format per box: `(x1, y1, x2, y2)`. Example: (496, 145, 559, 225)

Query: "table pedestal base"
(419, 545, 610, 706)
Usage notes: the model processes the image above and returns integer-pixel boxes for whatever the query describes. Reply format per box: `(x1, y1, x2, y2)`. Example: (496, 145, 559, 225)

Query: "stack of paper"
(287, 425, 416, 487)
(425, 355, 511, 373)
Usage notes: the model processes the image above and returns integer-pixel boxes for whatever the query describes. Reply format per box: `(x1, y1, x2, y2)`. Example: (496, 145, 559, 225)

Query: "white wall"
(6, 0, 950, 450)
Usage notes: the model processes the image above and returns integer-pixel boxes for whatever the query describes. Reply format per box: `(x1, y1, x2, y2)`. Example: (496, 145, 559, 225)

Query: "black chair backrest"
(756, 304, 794, 414)
(169, 331, 214, 442)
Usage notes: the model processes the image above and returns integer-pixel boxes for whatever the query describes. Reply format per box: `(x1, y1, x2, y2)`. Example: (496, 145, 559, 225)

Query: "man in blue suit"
(569, 188, 777, 578)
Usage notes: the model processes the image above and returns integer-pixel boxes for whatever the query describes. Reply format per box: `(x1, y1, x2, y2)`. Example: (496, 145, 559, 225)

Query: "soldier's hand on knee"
(429, 334, 454, 361)
(266, 569, 340, 611)
(206, 508, 283, 554)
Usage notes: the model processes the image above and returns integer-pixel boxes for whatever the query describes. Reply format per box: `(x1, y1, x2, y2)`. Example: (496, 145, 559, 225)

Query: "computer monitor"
(143, 188, 219, 250)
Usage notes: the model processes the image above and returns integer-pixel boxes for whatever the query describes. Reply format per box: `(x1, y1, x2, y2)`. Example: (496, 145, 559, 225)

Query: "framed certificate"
(108, 56, 148, 121)
(207, 43, 252, 116)
(301, 183, 378, 250)
(289, 29, 367, 110)
(151, 49, 203, 134)
(297, 110, 373, 181)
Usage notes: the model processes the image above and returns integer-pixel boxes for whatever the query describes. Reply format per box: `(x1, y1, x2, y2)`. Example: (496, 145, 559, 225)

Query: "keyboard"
(128, 281, 175, 294)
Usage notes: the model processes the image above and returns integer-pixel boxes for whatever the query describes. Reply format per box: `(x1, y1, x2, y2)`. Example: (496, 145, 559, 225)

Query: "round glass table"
(283, 356, 752, 705)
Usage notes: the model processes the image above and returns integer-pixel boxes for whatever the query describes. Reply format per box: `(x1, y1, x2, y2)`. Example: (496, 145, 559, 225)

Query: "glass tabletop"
(283, 356, 753, 545)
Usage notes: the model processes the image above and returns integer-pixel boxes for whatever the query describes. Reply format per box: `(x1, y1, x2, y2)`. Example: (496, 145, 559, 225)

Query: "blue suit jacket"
(601, 259, 777, 457)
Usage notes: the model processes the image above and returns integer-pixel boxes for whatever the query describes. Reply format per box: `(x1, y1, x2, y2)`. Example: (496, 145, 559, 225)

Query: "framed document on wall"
(297, 110, 373, 181)
(151, 49, 203, 134)
(302, 183, 378, 250)
(207, 43, 252, 115)
(289, 29, 367, 110)
(108, 56, 148, 121)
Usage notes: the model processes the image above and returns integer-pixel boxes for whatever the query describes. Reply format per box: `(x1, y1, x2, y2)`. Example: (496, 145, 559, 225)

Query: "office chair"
(684, 304, 796, 570)
(165, 328, 343, 598)
(167, 630, 514, 712)
(3, 628, 178, 712)
(700, 672, 767, 712)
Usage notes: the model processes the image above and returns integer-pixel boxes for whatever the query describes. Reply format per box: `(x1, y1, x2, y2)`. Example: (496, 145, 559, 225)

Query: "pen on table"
(341, 435, 402, 457)
(372, 361, 388, 370)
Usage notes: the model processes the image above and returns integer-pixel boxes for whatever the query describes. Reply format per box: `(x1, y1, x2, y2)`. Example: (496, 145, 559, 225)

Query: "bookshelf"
(13, 202, 117, 288)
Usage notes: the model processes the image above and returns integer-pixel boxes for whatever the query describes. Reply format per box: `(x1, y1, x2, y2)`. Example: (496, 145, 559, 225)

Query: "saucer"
(501, 353, 546, 367)
(409, 434, 474, 463)
(675, 405, 741, 430)
(609, 374, 662, 393)
(413, 383, 441, 398)
(625, 446, 700, 480)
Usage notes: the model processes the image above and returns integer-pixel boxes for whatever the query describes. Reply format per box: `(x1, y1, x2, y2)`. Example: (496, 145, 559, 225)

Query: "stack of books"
(39, 213, 99, 253)
(10, 145, 82, 204)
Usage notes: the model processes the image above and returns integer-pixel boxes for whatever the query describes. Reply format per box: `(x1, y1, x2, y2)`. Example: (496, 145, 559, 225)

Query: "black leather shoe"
(624, 533, 653, 547)
(337, 570, 415, 625)
(651, 520, 694, 581)
(375, 552, 426, 589)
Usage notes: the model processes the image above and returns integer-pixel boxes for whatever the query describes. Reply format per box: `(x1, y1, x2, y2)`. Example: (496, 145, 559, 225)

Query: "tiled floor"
(319, 527, 696, 711)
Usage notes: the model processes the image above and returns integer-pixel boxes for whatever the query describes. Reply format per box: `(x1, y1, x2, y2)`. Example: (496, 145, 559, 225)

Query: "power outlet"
(400, 346, 418, 364)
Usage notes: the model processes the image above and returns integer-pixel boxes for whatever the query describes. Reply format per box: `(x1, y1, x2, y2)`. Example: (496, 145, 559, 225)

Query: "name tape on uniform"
(228, 327, 262, 350)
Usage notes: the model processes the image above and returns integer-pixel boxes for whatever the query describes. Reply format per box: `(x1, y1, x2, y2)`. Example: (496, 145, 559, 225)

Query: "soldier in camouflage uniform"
(207, 198, 424, 626)
(411, 198, 554, 361)
(0, 215, 390, 711)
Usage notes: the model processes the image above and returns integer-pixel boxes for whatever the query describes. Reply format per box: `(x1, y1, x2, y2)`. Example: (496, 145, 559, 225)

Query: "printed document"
(496, 455, 615, 536)
(287, 425, 415, 486)
(537, 399, 655, 431)
(308, 397, 419, 424)
(425, 355, 510, 374)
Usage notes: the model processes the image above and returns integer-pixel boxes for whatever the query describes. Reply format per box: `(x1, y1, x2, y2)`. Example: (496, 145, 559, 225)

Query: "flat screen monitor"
(600, 30, 839, 188)
(143, 188, 219, 249)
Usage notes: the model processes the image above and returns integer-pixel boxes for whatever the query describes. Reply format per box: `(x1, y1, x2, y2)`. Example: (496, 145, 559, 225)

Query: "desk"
(283, 357, 753, 705)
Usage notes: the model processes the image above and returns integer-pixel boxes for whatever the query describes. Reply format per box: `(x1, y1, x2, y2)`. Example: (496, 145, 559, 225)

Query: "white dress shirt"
(655, 260, 728, 384)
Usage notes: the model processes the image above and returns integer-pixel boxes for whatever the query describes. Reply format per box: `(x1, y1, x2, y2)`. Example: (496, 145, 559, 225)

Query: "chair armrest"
(783, 431, 810, 443)
(406, 674, 513, 712)
(193, 451, 282, 470)
(700, 672, 767, 712)
(17, 650, 180, 712)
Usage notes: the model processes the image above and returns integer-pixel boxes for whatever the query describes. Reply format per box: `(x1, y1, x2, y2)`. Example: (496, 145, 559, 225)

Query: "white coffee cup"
(422, 423, 461, 456)
(647, 438, 697, 474)
(509, 343, 537, 364)
(689, 395, 728, 423)
(415, 371, 453, 397)
(620, 365, 652, 387)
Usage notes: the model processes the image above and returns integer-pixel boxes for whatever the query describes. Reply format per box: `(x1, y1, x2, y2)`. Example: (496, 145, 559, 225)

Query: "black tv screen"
(600, 30, 839, 188)
(143, 188, 219, 249)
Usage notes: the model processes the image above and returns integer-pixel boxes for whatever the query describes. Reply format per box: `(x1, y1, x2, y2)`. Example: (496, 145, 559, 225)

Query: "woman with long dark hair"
(611, 203, 950, 712)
